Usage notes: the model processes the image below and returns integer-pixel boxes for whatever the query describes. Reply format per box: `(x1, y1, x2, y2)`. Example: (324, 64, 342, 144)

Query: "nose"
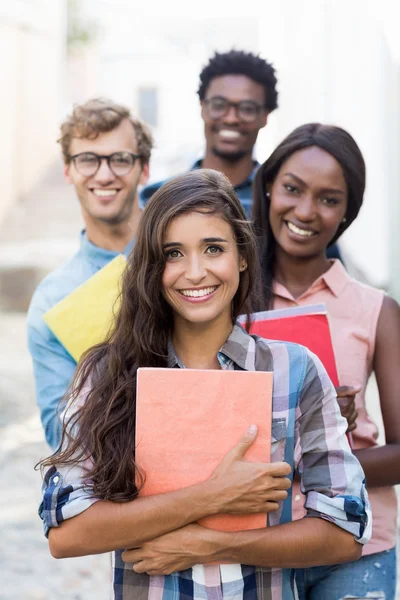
(294, 195, 317, 222)
(93, 158, 115, 183)
(223, 105, 240, 125)
(185, 254, 207, 284)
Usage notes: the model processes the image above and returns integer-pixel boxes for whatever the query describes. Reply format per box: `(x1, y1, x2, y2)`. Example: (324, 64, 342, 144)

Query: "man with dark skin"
(141, 50, 341, 260)
(140, 50, 277, 218)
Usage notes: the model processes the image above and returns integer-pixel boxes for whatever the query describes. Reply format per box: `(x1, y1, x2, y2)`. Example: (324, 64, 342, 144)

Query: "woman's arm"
(123, 518, 360, 575)
(123, 351, 370, 575)
(353, 295, 400, 487)
(46, 427, 291, 558)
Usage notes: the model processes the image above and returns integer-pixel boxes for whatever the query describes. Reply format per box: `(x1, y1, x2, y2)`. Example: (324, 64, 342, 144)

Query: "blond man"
(27, 99, 153, 449)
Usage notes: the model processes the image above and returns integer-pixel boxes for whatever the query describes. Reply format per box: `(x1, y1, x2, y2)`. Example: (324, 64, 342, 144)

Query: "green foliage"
(67, 0, 98, 52)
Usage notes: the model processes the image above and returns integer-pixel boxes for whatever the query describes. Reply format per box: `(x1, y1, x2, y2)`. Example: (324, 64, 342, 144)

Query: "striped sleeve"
(294, 351, 372, 545)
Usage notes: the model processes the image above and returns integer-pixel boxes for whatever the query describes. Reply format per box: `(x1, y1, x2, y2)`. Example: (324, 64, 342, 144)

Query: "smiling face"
(161, 211, 247, 329)
(201, 75, 268, 162)
(64, 118, 149, 226)
(268, 146, 348, 260)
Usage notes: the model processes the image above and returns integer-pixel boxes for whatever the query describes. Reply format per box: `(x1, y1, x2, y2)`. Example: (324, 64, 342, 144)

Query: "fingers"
(264, 489, 289, 502)
(265, 501, 280, 512)
(265, 461, 292, 478)
(336, 385, 362, 398)
(122, 548, 141, 563)
(223, 425, 258, 461)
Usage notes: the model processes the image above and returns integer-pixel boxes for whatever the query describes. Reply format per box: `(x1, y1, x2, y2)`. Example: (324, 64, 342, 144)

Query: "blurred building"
(69, 0, 400, 294)
(0, 0, 67, 226)
(1, 0, 399, 298)
(256, 0, 400, 293)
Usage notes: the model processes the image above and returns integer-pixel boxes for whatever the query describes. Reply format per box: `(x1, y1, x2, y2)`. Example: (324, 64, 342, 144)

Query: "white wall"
(257, 0, 399, 288)
(69, 1, 400, 290)
(0, 0, 66, 225)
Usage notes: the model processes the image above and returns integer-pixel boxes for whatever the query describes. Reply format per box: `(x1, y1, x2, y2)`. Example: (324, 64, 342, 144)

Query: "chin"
(212, 146, 248, 163)
(92, 210, 127, 226)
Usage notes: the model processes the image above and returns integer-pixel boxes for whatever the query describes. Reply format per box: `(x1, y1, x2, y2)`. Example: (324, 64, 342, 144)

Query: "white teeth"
(93, 189, 118, 197)
(287, 222, 315, 237)
(219, 130, 240, 139)
(180, 286, 218, 298)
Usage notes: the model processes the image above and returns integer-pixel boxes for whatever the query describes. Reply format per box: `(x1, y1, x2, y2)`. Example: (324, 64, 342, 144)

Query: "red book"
(243, 304, 339, 386)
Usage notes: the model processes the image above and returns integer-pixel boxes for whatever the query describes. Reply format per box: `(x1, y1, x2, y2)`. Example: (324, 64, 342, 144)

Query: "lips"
(218, 129, 241, 140)
(91, 189, 120, 198)
(177, 285, 221, 304)
(179, 285, 219, 298)
(211, 126, 244, 141)
(285, 221, 317, 238)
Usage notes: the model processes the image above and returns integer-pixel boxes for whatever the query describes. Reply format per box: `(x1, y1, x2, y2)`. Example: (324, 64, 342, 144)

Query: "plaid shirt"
(40, 324, 371, 599)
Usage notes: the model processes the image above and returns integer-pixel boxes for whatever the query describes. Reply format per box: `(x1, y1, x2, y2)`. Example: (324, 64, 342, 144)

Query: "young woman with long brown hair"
(253, 123, 400, 599)
(39, 169, 370, 600)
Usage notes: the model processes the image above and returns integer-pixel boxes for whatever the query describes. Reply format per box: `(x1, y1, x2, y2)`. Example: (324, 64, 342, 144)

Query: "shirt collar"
(79, 230, 135, 270)
(167, 324, 255, 371)
(274, 258, 349, 302)
(191, 159, 259, 190)
(319, 258, 350, 297)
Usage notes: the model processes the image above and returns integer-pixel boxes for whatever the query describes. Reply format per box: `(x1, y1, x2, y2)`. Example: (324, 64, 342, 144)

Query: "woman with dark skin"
(39, 169, 369, 600)
(253, 123, 400, 600)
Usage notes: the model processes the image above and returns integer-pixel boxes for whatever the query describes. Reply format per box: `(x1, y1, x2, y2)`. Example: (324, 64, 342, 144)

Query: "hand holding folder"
(243, 304, 339, 386)
(136, 368, 274, 532)
(242, 304, 354, 447)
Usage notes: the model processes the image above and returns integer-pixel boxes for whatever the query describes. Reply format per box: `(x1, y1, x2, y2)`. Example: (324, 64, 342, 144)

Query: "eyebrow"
(163, 237, 228, 249)
(284, 172, 346, 195)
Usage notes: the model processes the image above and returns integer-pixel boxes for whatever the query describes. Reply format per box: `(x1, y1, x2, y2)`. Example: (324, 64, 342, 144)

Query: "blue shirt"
(27, 231, 134, 450)
(140, 159, 259, 218)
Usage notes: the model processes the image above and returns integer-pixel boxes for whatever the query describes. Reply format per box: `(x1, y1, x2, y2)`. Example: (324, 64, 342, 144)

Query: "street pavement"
(0, 311, 111, 600)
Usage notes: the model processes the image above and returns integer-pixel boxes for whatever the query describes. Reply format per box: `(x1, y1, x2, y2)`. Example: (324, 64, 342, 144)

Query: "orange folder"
(136, 368, 273, 532)
(245, 304, 339, 386)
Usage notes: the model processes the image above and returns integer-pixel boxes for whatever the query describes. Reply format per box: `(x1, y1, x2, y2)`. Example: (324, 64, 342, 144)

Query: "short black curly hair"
(197, 50, 278, 113)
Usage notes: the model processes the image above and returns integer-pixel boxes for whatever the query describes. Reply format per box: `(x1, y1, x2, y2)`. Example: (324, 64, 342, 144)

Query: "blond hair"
(59, 98, 153, 166)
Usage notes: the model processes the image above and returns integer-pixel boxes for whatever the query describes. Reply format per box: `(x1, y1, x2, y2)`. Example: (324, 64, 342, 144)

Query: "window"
(138, 87, 158, 128)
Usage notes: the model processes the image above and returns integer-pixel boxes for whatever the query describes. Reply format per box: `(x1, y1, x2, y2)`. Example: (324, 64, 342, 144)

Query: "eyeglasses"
(70, 152, 143, 177)
(203, 96, 266, 123)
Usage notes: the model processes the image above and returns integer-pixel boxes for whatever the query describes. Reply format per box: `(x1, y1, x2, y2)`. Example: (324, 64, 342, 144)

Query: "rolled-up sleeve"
(39, 461, 100, 537)
(39, 391, 100, 537)
(294, 351, 371, 545)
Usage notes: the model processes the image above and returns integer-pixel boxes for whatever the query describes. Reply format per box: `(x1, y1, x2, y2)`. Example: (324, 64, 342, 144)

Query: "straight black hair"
(252, 123, 366, 307)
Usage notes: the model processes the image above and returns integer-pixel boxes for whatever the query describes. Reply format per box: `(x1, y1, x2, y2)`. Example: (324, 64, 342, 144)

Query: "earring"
(265, 192, 270, 198)
(342, 217, 347, 223)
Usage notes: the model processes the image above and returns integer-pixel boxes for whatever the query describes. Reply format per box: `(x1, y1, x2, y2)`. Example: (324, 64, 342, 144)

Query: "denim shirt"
(139, 159, 259, 218)
(27, 231, 134, 450)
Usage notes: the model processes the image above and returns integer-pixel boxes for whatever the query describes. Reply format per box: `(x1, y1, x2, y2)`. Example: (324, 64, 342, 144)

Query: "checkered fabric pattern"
(40, 324, 371, 599)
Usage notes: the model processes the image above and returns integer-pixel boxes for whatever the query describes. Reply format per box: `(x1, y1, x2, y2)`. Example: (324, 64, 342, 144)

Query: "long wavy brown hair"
(39, 169, 263, 501)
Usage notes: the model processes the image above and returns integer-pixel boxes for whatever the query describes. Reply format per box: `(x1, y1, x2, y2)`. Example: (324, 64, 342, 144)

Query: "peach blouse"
(273, 259, 397, 556)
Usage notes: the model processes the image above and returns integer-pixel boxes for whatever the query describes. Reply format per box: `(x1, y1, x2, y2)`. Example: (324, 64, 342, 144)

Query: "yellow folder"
(43, 254, 127, 362)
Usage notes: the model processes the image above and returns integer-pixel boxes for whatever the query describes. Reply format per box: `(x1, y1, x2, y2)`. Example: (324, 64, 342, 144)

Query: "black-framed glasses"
(70, 152, 143, 177)
(203, 96, 266, 123)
